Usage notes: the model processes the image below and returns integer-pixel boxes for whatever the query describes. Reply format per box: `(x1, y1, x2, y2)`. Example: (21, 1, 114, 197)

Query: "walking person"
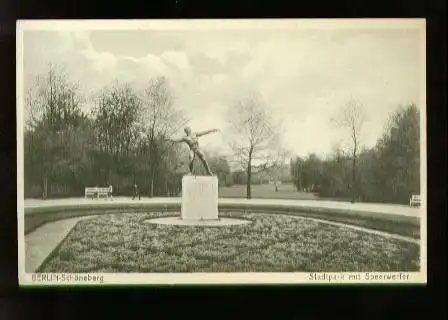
(108, 184, 113, 200)
(132, 184, 140, 200)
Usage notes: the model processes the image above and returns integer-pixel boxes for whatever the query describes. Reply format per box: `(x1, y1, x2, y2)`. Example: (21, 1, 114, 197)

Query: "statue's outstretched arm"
(167, 137, 184, 143)
(196, 128, 220, 137)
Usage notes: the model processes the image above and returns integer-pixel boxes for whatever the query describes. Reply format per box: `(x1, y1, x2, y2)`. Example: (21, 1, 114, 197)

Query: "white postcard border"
(16, 19, 427, 285)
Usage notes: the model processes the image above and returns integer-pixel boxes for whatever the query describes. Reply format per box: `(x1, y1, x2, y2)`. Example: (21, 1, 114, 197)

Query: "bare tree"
(332, 99, 365, 202)
(227, 92, 280, 199)
(25, 63, 85, 131)
(276, 148, 293, 183)
(139, 76, 186, 196)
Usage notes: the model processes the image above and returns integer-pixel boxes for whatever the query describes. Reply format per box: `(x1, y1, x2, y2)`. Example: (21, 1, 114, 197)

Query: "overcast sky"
(21, 21, 425, 158)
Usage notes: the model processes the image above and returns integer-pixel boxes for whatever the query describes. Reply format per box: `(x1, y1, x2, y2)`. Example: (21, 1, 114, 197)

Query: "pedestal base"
(144, 217, 252, 227)
(181, 175, 218, 220)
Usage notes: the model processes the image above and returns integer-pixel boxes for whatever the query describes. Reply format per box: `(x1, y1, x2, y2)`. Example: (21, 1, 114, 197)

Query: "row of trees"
(290, 103, 420, 204)
(24, 65, 226, 198)
(23, 64, 282, 199)
(24, 63, 420, 203)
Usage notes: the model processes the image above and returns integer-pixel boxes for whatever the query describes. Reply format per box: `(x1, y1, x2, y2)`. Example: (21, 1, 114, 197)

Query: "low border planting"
(24, 202, 420, 239)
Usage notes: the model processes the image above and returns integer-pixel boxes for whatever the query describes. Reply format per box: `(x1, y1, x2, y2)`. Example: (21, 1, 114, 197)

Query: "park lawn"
(38, 212, 420, 273)
(218, 183, 319, 200)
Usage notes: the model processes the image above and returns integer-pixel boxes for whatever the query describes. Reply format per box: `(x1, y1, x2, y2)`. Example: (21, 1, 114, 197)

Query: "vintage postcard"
(17, 19, 426, 285)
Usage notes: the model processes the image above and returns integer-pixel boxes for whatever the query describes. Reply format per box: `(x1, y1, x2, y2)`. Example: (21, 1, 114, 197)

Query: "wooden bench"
(85, 186, 113, 200)
(409, 194, 421, 207)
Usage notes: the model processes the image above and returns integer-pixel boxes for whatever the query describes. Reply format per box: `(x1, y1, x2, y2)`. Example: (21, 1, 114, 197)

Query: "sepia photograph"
(17, 19, 426, 285)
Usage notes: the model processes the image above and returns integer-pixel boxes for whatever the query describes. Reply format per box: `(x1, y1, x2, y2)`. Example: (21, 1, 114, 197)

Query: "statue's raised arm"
(196, 128, 220, 137)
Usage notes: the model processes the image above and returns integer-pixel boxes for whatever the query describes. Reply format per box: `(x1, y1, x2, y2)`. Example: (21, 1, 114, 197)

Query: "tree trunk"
(246, 166, 252, 199)
(43, 176, 48, 199)
(108, 168, 112, 186)
(150, 175, 154, 197)
(351, 154, 356, 203)
(149, 144, 157, 198)
(246, 150, 253, 199)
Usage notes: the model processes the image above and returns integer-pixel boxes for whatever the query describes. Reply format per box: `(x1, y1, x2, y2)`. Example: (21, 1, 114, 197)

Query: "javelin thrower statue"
(168, 126, 220, 176)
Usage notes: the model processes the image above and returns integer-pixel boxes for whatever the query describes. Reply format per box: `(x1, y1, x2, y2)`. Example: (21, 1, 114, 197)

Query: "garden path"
(25, 216, 94, 273)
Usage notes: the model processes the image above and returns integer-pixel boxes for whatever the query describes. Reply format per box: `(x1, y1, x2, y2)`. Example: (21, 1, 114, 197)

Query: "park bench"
(84, 186, 113, 200)
(409, 194, 421, 207)
(84, 187, 97, 199)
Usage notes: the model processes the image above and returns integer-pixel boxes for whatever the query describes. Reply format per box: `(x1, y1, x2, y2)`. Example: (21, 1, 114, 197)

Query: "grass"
(218, 183, 320, 200)
(38, 211, 420, 273)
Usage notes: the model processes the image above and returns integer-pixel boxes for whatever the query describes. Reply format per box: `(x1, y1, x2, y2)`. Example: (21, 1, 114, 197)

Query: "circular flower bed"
(38, 211, 420, 273)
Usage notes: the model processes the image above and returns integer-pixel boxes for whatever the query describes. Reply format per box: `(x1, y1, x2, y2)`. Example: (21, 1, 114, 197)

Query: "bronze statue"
(168, 127, 219, 176)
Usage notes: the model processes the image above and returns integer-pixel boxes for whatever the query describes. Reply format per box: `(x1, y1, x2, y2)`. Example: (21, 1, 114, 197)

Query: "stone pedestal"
(181, 175, 219, 220)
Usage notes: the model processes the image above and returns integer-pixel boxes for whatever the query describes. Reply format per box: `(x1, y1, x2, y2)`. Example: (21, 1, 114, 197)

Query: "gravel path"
(25, 216, 94, 272)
